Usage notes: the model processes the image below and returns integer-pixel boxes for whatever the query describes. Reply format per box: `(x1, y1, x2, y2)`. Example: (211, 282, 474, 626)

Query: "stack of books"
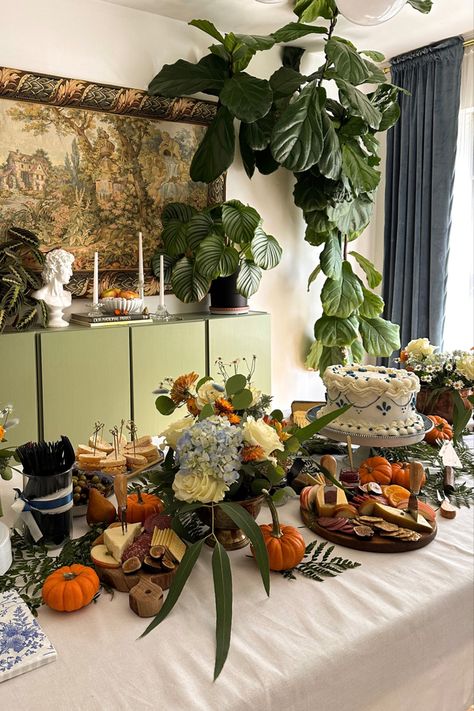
(69, 313, 152, 327)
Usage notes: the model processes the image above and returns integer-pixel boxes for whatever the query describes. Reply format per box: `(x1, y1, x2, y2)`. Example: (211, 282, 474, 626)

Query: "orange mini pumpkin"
(359, 456, 392, 486)
(424, 416, 453, 446)
(42, 564, 99, 612)
(253, 490, 306, 571)
(126, 488, 164, 524)
(391, 461, 426, 489)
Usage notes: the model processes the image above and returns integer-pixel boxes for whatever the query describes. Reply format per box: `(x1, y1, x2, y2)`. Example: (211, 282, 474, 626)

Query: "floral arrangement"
(143, 360, 348, 679)
(399, 339, 474, 390)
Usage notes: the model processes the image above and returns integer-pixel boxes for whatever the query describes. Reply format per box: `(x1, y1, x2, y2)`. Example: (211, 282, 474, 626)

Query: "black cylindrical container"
(209, 272, 249, 314)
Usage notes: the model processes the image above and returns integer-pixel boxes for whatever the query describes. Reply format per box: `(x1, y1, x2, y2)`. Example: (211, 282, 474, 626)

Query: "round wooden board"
(301, 507, 437, 553)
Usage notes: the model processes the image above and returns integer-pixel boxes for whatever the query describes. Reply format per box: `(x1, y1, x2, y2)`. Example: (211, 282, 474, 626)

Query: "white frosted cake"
(317, 364, 425, 436)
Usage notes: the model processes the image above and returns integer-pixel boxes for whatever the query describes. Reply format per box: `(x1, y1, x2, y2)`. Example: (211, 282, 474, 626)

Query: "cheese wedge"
(315, 485, 348, 517)
(104, 522, 142, 562)
(372, 502, 433, 533)
(151, 527, 186, 562)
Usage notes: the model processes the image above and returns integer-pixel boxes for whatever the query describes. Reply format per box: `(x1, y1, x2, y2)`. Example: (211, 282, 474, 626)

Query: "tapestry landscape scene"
(0, 98, 209, 293)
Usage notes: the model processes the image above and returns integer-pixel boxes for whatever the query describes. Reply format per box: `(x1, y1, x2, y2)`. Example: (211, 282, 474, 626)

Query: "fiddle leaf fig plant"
(152, 200, 282, 303)
(148, 1, 431, 370)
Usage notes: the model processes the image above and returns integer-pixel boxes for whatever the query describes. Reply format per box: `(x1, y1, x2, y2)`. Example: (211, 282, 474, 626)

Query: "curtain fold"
(382, 36, 464, 350)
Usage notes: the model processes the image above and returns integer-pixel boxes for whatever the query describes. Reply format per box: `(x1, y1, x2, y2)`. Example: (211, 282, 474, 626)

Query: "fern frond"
(281, 539, 361, 583)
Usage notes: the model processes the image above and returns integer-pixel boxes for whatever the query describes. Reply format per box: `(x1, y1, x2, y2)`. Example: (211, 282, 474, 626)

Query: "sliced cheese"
(372, 502, 433, 533)
(315, 485, 348, 517)
(151, 527, 186, 562)
(103, 522, 142, 562)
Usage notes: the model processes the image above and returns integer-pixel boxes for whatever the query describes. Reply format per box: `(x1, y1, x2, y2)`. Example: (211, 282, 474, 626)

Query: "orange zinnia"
(170, 372, 198, 404)
(186, 397, 200, 417)
(215, 398, 234, 413)
(242, 445, 265, 462)
(226, 413, 241, 425)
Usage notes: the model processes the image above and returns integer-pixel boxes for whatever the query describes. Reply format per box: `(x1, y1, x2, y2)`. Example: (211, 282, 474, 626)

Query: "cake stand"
(306, 406, 434, 464)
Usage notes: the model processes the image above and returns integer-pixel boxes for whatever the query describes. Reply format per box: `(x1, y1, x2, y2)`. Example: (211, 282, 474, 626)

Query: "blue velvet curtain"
(382, 36, 464, 350)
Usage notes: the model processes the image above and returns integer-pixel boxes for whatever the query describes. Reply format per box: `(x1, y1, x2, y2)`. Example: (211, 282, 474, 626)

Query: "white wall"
(1, 0, 384, 409)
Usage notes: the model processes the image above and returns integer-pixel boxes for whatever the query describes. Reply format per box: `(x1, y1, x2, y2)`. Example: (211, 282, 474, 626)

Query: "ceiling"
(99, 0, 473, 58)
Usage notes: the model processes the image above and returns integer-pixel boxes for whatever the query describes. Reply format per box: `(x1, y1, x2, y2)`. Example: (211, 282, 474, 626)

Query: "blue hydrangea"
(175, 415, 243, 485)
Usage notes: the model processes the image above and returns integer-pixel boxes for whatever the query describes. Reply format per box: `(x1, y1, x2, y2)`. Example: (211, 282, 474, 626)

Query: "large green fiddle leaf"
(379, 102, 401, 131)
(407, 0, 432, 12)
(359, 287, 385, 318)
(222, 200, 260, 244)
(337, 79, 382, 130)
(190, 106, 235, 183)
(272, 22, 327, 42)
(325, 38, 370, 86)
(319, 110, 342, 180)
(307, 264, 321, 291)
(240, 112, 274, 151)
(212, 541, 233, 681)
(342, 141, 381, 193)
(239, 124, 256, 178)
(294, 0, 337, 22)
(360, 50, 385, 62)
(320, 232, 342, 279)
(250, 227, 282, 270)
(314, 313, 359, 347)
(255, 147, 280, 175)
(321, 261, 364, 318)
(188, 19, 225, 43)
(349, 338, 365, 363)
(195, 234, 225, 279)
(327, 194, 373, 235)
(269, 66, 306, 99)
(270, 83, 325, 172)
(234, 33, 275, 51)
(349, 250, 382, 288)
(148, 54, 228, 97)
(359, 315, 400, 356)
(171, 257, 211, 303)
(220, 73, 273, 123)
(236, 260, 262, 297)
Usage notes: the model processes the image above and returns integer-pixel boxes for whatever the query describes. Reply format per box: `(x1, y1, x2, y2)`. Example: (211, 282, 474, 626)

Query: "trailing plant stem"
(318, 16, 338, 88)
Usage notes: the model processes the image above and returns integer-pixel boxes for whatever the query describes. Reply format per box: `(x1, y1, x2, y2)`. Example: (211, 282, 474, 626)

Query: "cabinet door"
(0, 332, 38, 446)
(131, 322, 206, 436)
(208, 314, 271, 393)
(40, 328, 130, 447)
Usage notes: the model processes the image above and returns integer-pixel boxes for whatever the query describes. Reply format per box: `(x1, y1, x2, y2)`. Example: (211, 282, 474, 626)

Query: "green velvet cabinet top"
(0, 312, 270, 448)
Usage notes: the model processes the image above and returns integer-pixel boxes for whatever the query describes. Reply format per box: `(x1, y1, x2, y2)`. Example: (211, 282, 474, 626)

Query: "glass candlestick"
(87, 301, 102, 317)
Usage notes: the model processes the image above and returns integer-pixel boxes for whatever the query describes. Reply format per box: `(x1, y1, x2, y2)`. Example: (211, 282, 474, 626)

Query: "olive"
(74, 486, 82, 494)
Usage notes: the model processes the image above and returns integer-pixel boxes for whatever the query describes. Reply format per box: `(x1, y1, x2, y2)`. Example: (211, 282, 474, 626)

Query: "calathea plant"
(0, 227, 47, 332)
(148, 1, 431, 371)
(152, 200, 282, 302)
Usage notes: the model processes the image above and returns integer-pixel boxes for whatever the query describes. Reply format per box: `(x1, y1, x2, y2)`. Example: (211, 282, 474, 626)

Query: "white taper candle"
(93, 251, 99, 305)
(160, 254, 165, 308)
(138, 231, 144, 284)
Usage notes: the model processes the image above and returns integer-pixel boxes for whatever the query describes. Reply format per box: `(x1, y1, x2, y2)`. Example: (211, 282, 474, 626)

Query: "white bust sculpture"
(32, 249, 75, 328)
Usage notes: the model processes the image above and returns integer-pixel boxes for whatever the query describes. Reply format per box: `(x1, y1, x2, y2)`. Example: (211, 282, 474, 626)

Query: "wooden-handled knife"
(408, 461, 425, 520)
(114, 473, 128, 533)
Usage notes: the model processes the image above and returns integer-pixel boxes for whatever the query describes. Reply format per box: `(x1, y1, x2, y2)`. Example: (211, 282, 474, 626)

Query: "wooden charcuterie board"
(301, 507, 437, 553)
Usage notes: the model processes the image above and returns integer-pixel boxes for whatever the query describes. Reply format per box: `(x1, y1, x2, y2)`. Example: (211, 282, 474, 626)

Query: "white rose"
(196, 381, 223, 409)
(405, 338, 437, 357)
(172, 472, 228, 503)
(456, 354, 474, 382)
(249, 386, 262, 407)
(242, 416, 285, 462)
(160, 417, 193, 450)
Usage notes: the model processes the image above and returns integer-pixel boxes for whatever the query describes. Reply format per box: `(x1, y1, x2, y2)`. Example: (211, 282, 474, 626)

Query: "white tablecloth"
(1, 472, 473, 711)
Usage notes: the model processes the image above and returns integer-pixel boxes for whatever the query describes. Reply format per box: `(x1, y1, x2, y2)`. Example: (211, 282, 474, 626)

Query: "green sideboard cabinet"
(0, 312, 270, 446)
(0, 331, 38, 447)
(208, 313, 271, 394)
(131, 320, 206, 435)
(40, 328, 131, 446)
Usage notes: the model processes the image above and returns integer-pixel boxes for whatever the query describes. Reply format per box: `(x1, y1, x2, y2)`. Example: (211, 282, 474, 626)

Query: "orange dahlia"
(242, 445, 265, 463)
(170, 372, 198, 404)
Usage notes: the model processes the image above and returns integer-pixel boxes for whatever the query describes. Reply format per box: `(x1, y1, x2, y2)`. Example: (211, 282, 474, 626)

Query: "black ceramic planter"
(209, 272, 249, 314)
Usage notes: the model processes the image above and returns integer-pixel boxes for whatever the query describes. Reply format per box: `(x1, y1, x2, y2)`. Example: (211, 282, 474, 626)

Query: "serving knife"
(408, 461, 425, 520)
(114, 472, 128, 533)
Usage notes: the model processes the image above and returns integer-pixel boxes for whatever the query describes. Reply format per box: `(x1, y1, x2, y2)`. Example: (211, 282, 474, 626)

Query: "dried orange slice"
(382, 484, 411, 507)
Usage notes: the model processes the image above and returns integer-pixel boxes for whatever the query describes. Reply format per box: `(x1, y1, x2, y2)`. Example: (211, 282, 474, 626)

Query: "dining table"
(0, 463, 473, 711)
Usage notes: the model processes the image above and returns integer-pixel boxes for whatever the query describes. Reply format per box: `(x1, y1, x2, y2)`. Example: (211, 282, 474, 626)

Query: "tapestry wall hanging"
(0, 67, 225, 296)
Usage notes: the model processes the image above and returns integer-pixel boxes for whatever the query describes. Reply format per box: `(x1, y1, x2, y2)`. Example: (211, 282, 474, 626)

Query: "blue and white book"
(0, 590, 57, 682)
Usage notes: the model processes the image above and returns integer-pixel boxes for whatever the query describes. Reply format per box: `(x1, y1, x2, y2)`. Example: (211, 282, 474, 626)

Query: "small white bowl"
(101, 297, 144, 315)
